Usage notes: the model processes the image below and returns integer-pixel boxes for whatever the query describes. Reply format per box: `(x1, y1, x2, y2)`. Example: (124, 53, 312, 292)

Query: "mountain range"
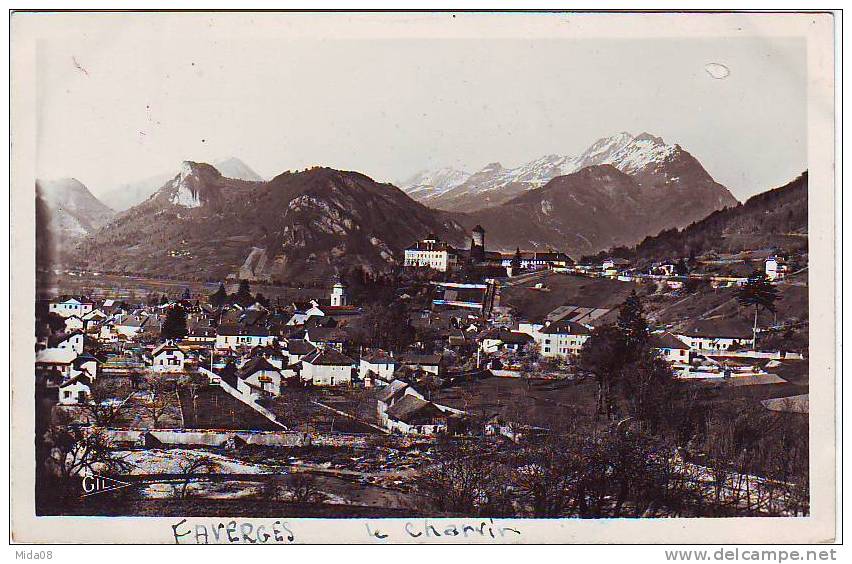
(70, 162, 466, 283)
(400, 132, 737, 220)
(622, 171, 808, 264)
(41, 132, 751, 283)
(98, 156, 263, 211)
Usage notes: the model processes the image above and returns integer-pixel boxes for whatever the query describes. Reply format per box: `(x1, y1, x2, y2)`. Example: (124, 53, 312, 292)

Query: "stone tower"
(470, 225, 486, 263)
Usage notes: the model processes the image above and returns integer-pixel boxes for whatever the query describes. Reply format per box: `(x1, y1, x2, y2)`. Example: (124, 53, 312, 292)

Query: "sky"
(35, 20, 807, 202)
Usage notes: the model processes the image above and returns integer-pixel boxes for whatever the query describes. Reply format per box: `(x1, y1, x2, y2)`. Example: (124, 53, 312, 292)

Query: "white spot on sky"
(705, 63, 730, 79)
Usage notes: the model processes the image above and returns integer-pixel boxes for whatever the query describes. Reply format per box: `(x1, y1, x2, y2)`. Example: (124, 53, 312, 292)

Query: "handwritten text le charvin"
(366, 519, 522, 541)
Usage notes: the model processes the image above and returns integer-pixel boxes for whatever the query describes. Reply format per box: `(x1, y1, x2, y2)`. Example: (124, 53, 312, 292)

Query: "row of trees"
(417, 409, 807, 518)
(209, 280, 270, 308)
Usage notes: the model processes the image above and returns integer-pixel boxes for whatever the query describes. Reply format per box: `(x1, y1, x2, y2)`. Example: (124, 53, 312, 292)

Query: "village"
(34, 225, 809, 518)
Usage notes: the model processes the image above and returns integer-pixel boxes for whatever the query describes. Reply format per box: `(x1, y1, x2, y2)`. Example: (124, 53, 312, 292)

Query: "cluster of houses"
(37, 300, 100, 405)
(36, 238, 800, 436)
(569, 253, 792, 288)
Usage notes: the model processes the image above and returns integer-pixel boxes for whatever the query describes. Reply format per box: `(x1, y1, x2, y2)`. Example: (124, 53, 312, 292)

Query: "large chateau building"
(405, 226, 573, 274)
(403, 235, 460, 272)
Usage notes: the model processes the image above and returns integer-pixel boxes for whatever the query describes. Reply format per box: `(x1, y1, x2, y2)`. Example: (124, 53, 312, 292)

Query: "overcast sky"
(36, 27, 806, 202)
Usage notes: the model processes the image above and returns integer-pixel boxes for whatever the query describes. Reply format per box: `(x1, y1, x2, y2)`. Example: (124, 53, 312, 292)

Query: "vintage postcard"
(9, 9, 838, 545)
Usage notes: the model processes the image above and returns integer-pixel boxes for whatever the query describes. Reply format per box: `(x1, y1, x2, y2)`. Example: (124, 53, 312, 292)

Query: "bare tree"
(139, 372, 176, 428)
(415, 445, 512, 516)
(287, 472, 324, 504)
(43, 413, 132, 495)
(511, 435, 580, 517)
(172, 455, 217, 499)
(78, 378, 132, 427)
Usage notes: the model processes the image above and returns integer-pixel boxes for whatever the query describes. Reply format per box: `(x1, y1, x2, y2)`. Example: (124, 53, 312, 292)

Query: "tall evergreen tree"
(235, 279, 254, 306)
(580, 292, 676, 432)
(161, 304, 188, 340)
(209, 283, 228, 308)
(616, 290, 649, 358)
(737, 270, 779, 344)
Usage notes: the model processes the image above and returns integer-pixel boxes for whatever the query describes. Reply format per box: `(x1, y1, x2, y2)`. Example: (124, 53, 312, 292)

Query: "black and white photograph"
(9, 7, 839, 547)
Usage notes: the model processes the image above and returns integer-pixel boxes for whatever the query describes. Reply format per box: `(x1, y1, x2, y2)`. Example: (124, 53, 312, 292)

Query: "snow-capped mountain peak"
(166, 161, 224, 208)
(402, 131, 734, 214)
(398, 166, 470, 201)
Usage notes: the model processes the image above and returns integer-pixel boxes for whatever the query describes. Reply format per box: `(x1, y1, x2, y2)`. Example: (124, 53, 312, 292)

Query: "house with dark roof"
(58, 373, 92, 405)
(650, 331, 692, 364)
(115, 314, 150, 339)
(384, 394, 451, 435)
(535, 319, 591, 358)
(215, 323, 276, 350)
(358, 350, 398, 387)
(283, 339, 317, 365)
(237, 356, 285, 399)
(675, 317, 755, 352)
(150, 341, 186, 373)
(480, 329, 534, 354)
(376, 378, 461, 435)
(48, 331, 85, 355)
(305, 326, 350, 352)
(301, 349, 354, 386)
(397, 353, 442, 376)
(499, 251, 574, 271)
(72, 353, 100, 380)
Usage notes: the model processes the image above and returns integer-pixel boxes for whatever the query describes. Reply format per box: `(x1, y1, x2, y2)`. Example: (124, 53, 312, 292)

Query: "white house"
(283, 339, 316, 366)
(58, 374, 92, 405)
(305, 326, 349, 352)
(404, 235, 459, 272)
(500, 251, 573, 271)
(535, 319, 591, 358)
(72, 353, 100, 380)
(300, 349, 354, 386)
(236, 356, 284, 399)
(36, 347, 78, 380)
(358, 350, 398, 386)
(602, 258, 630, 275)
(64, 315, 85, 332)
(675, 319, 755, 352)
(49, 298, 94, 319)
(480, 330, 534, 354)
(650, 332, 692, 365)
(49, 331, 85, 355)
(151, 342, 186, 373)
(377, 379, 412, 424)
(83, 308, 108, 322)
(765, 256, 789, 281)
(115, 315, 150, 339)
(384, 394, 450, 435)
(396, 353, 441, 376)
(215, 324, 276, 350)
(376, 380, 455, 435)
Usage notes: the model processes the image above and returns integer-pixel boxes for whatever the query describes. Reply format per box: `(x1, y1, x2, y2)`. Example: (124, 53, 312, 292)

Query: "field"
(431, 375, 600, 430)
(500, 273, 636, 322)
(38, 272, 328, 302)
(178, 383, 282, 431)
